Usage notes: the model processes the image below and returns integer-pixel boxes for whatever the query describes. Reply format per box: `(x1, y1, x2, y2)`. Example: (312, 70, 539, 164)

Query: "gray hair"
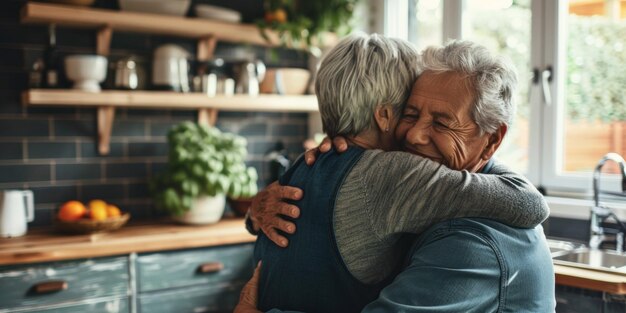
(420, 40, 518, 134)
(315, 33, 421, 137)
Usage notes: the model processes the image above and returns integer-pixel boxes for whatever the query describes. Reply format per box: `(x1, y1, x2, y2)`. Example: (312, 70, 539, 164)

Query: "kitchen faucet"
(589, 153, 626, 253)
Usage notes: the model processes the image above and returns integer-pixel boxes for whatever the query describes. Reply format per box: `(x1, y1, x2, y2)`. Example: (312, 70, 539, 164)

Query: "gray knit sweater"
(333, 150, 549, 284)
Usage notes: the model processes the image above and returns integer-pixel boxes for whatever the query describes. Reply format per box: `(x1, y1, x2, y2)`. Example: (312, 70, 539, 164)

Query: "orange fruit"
(90, 206, 108, 221)
(88, 199, 108, 221)
(89, 199, 107, 211)
(264, 11, 275, 23)
(58, 201, 87, 222)
(106, 205, 121, 218)
(273, 9, 287, 23)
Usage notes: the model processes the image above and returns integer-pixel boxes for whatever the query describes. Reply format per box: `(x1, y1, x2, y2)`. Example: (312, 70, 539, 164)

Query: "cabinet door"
(138, 283, 243, 313)
(16, 297, 130, 313)
(136, 243, 253, 292)
(0, 257, 129, 310)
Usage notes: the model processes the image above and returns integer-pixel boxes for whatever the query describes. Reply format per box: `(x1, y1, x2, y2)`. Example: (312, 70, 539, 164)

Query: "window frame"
(384, 0, 625, 197)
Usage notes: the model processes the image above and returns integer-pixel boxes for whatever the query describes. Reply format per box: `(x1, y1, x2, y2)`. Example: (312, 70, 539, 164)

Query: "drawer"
(138, 283, 243, 313)
(17, 297, 130, 313)
(136, 243, 253, 292)
(0, 257, 129, 310)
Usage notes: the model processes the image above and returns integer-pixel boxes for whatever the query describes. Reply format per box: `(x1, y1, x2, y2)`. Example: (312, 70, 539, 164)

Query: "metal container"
(113, 57, 139, 90)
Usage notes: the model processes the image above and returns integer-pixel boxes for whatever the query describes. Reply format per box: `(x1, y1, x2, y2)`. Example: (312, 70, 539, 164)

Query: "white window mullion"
(384, 0, 409, 39)
(443, 0, 464, 40)
(526, 0, 546, 186)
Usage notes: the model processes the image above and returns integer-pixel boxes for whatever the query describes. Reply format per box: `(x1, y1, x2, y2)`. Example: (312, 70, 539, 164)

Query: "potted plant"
(152, 122, 258, 224)
(257, 0, 360, 50)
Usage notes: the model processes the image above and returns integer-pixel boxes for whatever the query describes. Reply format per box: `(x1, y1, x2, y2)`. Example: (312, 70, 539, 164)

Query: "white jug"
(0, 190, 34, 238)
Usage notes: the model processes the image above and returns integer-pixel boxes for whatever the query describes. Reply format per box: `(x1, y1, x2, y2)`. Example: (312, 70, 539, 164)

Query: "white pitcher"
(0, 190, 34, 238)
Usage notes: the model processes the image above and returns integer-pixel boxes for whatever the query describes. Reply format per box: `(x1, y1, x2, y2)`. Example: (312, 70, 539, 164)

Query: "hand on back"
(249, 136, 348, 248)
(248, 182, 302, 247)
(304, 136, 349, 166)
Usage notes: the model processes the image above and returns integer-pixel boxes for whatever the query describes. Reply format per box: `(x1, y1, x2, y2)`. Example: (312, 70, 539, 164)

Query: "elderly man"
(237, 37, 553, 313)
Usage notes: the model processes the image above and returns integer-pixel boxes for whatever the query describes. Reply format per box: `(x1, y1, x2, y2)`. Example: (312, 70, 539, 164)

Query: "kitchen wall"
(0, 0, 311, 226)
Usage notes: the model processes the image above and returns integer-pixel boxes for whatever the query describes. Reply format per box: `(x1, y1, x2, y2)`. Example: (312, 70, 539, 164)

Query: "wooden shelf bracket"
(196, 36, 218, 126)
(97, 106, 115, 155)
(198, 108, 218, 126)
(97, 26, 112, 56)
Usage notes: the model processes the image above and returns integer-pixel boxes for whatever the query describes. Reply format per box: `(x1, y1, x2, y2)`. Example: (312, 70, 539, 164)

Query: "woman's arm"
(358, 151, 548, 238)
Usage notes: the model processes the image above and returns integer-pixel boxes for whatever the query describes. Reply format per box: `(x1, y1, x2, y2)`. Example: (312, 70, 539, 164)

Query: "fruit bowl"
(56, 213, 130, 234)
(56, 200, 129, 234)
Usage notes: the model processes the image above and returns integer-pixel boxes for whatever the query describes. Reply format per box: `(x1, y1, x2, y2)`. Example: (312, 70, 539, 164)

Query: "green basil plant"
(152, 122, 258, 216)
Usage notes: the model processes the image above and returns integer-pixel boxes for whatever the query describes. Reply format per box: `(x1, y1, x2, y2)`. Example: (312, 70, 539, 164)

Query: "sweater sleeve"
(358, 150, 549, 239)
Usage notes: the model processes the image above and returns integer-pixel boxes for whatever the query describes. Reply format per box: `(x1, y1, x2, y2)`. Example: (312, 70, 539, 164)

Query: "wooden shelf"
(20, 3, 328, 155)
(23, 89, 319, 112)
(23, 89, 318, 155)
(20, 2, 337, 48)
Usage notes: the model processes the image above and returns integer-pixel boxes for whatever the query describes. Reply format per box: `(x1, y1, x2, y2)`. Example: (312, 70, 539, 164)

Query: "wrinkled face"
(394, 71, 491, 172)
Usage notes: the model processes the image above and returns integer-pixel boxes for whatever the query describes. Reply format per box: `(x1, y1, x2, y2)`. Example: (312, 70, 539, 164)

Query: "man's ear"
(482, 124, 507, 160)
(374, 105, 393, 133)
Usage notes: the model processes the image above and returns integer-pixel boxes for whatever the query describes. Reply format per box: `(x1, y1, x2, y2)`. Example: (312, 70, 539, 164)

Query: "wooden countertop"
(3, 221, 626, 294)
(554, 264, 626, 294)
(0, 218, 255, 266)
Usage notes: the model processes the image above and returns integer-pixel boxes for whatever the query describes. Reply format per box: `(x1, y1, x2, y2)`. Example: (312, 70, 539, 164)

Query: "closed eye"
(433, 121, 449, 129)
(402, 113, 419, 122)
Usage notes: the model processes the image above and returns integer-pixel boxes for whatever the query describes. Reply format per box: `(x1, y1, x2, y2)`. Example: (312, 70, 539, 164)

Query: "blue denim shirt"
(360, 218, 556, 313)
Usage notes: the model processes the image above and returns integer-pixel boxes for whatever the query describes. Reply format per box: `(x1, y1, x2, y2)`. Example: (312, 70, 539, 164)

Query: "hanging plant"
(257, 0, 360, 50)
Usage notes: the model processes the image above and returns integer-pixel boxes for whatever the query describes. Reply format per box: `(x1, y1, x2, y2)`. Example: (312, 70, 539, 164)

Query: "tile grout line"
(145, 120, 151, 140)
(76, 139, 81, 160)
(22, 138, 28, 161)
(49, 116, 55, 139)
(50, 160, 56, 183)
(101, 160, 106, 183)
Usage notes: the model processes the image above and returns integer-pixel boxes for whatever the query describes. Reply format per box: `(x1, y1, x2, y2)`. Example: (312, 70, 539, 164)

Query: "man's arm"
(358, 151, 548, 239)
(361, 228, 501, 313)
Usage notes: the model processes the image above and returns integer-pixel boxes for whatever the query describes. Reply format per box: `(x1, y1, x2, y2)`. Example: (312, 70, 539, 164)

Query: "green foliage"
(471, 3, 625, 122)
(151, 122, 258, 216)
(566, 15, 626, 122)
(257, 0, 360, 49)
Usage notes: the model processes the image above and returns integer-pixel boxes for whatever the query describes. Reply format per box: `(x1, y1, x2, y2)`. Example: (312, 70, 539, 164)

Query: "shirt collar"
(480, 159, 494, 174)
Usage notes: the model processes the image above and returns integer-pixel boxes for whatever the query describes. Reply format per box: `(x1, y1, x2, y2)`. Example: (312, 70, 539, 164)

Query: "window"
(408, 0, 443, 51)
(464, 0, 532, 175)
(542, 0, 626, 193)
(386, 0, 626, 195)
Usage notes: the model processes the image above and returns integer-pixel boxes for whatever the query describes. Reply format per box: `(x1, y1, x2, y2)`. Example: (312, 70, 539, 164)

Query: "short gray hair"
(420, 40, 518, 134)
(315, 33, 421, 137)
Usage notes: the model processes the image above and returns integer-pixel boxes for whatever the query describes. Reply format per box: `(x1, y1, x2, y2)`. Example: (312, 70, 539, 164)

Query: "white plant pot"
(173, 194, 225, 225)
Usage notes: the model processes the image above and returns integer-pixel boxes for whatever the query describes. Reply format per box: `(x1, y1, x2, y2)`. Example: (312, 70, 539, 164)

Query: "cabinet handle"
(197, 262, 224, 274)
(33, 280, 68, 294)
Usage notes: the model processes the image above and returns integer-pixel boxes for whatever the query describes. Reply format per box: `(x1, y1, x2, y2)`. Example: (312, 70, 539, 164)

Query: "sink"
(553, 249, 626, 273)
(546, 238, 626, 274)
(546, 238, 583, 257)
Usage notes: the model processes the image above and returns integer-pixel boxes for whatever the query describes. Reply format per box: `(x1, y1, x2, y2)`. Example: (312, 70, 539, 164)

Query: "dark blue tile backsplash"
(0, 0, 310, 226)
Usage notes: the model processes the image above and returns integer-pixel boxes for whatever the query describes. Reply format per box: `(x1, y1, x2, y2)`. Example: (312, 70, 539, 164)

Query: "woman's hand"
(304, 136, 349, 166)
(234, 262, 262, 313)
(249, 182, 303, 247)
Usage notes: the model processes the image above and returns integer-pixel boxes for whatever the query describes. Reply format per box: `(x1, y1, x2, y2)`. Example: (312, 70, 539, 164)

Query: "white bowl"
(64, 55, 108, 92)
(119, 0, 191, 16)
(195, 4, 241, 23)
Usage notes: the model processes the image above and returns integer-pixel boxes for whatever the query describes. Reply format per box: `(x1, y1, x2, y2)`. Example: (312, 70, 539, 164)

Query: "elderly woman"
(238, 35, 551, 313)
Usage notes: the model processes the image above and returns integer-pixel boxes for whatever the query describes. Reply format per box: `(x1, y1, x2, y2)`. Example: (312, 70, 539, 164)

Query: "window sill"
(547, 196, 626, 220)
